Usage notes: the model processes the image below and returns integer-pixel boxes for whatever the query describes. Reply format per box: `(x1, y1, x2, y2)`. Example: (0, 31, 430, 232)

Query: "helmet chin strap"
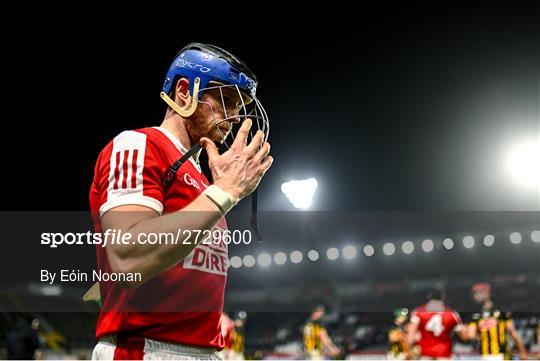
(160, 77, 201, 118)
(251, 189, 263, 242)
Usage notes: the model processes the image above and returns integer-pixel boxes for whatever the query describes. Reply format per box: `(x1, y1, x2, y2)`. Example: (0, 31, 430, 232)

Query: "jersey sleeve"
(95, 130, 165, 216)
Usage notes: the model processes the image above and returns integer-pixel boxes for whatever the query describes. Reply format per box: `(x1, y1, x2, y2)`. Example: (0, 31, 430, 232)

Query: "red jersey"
(410, 301, 462, 358)
(89, 127, 228, 349)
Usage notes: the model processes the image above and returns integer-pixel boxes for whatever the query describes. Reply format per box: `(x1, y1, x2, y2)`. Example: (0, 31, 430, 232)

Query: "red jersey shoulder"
(90, 126, 216, 216)
(445, 306, 462, 325)
(91, 128, 171, 217)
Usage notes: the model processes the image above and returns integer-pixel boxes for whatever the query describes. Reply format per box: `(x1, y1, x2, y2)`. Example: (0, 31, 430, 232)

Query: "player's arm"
(405, 313, 419, 347)
(104, 120, 272, 288)
(461, 318, 478, 342)
(402, 320, 417, 360)
(454, 324, 470, 342)
(451, 310, 470, 342)
(506, 319, 528, 360)
(320, 329, 340, 357)
(104, 200, 220, 287)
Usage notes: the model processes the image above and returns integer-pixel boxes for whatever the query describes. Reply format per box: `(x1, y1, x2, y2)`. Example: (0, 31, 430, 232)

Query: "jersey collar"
(153, 126, 202, 173)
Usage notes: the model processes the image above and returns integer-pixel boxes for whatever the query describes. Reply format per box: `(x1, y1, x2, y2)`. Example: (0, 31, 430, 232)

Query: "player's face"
(191, 87, 242, 143)
(472, 290, 489, 304)
(312, 308, 325, 320)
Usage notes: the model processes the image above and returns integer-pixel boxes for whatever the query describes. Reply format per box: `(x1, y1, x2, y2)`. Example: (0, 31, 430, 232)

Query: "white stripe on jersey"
(99, 131, 163, 217)
(109, 131, 146, 194)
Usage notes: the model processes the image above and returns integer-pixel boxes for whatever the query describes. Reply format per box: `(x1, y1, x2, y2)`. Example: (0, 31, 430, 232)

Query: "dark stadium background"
(1, 3, 539, 359)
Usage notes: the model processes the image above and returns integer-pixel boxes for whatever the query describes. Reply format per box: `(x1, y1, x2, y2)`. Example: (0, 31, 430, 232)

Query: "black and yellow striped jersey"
(469, 308, 512, 357)
(303, 320, 325, 352)
(231, 324, 245, 353)
(388, 326, 405, 356)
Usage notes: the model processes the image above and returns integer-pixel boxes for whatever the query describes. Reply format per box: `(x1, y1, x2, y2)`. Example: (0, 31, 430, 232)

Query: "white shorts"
(91, 336, 222, 360)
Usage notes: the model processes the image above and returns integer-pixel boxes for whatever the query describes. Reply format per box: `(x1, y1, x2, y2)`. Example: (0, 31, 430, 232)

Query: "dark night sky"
(4, 4, 539, 212)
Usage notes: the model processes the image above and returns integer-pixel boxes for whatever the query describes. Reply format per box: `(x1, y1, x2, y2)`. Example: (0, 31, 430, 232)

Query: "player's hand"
(328, 346, 340, 359)
(200, 118, 273, 201)
(519, 351, 528, 360)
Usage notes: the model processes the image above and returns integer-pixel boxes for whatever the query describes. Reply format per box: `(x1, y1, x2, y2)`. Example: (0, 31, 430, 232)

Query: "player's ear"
(175, 78, 191, 107)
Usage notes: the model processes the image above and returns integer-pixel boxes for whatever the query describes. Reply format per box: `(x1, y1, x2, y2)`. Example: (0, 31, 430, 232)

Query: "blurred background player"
(406, 284, 467, 359)
(468, 282, 528, 360)
(221, 312, 246, 360)
(5, 316, 42, 360)
(303, 305, 340, 360)
(388, 308, 411, 360)
(221, 313, 235, 360)
(230, 311, 247, 360)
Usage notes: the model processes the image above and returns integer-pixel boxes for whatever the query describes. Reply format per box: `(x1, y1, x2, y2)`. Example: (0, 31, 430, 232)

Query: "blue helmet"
(160, 43, 268, 143)
(162, 43, 258, 102)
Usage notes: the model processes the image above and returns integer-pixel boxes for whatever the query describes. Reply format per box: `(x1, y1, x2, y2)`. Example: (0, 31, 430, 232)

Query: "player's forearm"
(405, 324, 417, 346)
(105, 195, 223, 286)
(321, 333, 338, 354)
(455, 325, 471, 342)
(405, 333, 413, 347)
(512, 334, 527, 354)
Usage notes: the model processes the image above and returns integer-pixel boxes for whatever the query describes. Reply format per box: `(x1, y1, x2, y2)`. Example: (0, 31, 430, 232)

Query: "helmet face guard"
(161, 43, 269, 241)
(194, 82, 269, 148)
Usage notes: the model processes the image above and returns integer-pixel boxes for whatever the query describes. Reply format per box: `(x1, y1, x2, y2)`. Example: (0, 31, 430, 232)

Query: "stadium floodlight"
(290, 250, 303, 264)
(509, 232, 522, 244)
(363, 245, 375, 257)
(281, 178, 318, 209)
(483, 235, 495, 247)
(463, 236, 475, 249)
(242, 255, 256, 268)
(257, 253, 272, 267)
(383, 242, 396, 256)
(401, 241, 414, 254)
(508, 141, 540, 188)
(443, 238, 455, 250)
(230, 256, 243, 268)
(307, 249, 320, 261)
(422, 239, 434, 253)
(343, 245, 357, 260)
(532, 231, 540, 243)
(274, 252, 287, 265)
(326, 247, 340, 261)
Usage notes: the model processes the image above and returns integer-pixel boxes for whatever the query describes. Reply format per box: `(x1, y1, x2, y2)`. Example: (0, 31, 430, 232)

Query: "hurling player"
(303, 305, 340, 360)
(388, 308, 411, 359)
(467, 282, 527, 360)
(89, 43, 272, 359)
(406, 284, 467, 359)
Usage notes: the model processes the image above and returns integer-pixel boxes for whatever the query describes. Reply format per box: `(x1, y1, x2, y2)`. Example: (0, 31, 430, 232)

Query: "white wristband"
(202, 185, 238, 216)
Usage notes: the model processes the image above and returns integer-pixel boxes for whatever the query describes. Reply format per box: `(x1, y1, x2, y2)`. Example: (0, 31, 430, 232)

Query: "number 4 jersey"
(410, 301, 463, 358)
